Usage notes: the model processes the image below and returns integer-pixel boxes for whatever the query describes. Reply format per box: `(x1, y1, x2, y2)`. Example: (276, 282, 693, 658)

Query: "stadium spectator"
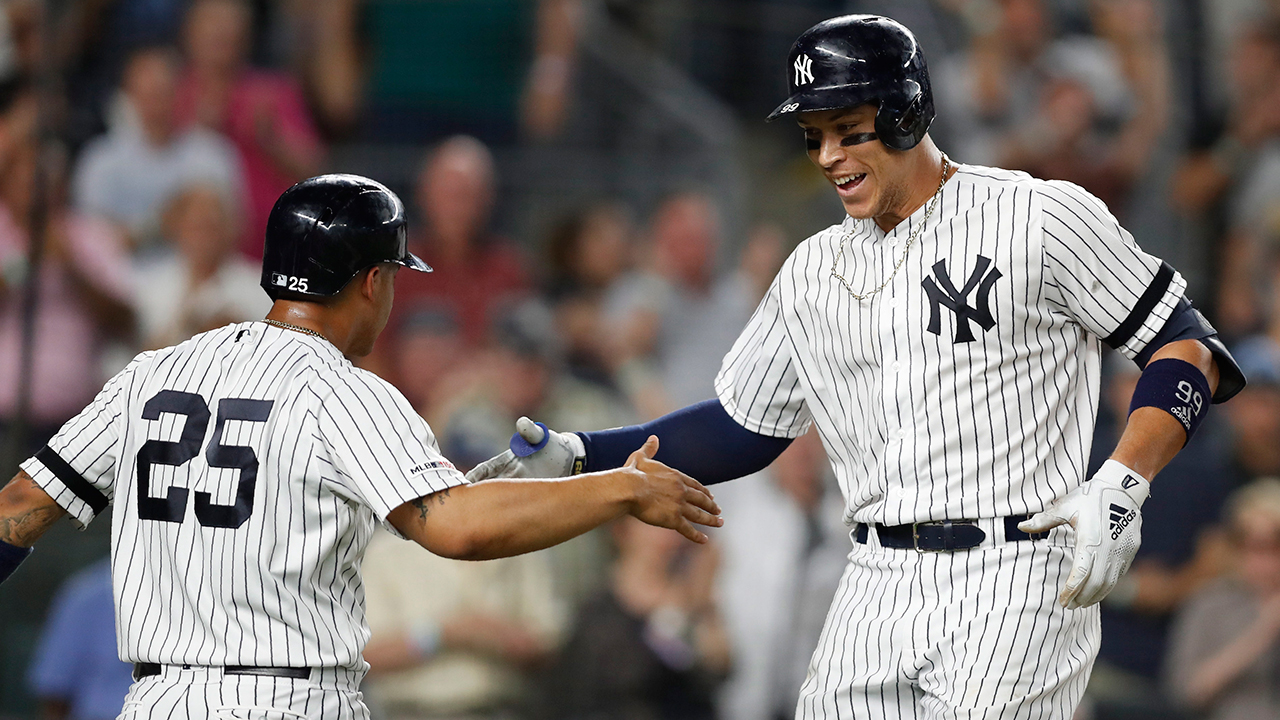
(362, 531, 568, 720)
(712, 430, 845, 720)
(1185, 20, 1280, 336)
(388, 303, 469, 424)
(388, 136, 529, 351)
(1220, 339, 1280, 482)
(767, 471, 851, 720)
(71, 45, 241, 251)
(0, 1, 36, 119)
(26, 558, 132, 720)
(1083, 355, 1234, 717)
(541, 517, 729, 720)
(521, 0, 580, 141)
(998, 0, 1170, 212)
(933, 0, 1135, 170)
(738, 221, 786, 301)
(1166, 478, 1280, 720)
(1173, 19, 1280, 220)
(426, 301, 634, 611)
(53, 0, 189, 149)
(434, 300, 633, 473)
(175, 0, 322, 259)
(603, 192, 772, 418)
(0, 100, 134, 449)
(265, 0, 364, 139)
(132, 183, 269, 349)
(542, 202, 634, 388)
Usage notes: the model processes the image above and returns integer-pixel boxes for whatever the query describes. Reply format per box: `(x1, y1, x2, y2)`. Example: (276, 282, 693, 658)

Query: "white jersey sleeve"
(1037, 179, 1186, 360)
(315, 368, 466, 522)
(714, 271, 813, 438)
(21, 352, 152, 528)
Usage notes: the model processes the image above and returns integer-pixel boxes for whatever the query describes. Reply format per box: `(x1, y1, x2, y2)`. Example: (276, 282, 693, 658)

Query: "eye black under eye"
(805, 137, 820, 150)
(841, 132, 878, 147)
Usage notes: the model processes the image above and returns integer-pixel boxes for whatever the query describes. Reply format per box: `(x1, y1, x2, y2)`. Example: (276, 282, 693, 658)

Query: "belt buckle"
(911, 521, 948, 553)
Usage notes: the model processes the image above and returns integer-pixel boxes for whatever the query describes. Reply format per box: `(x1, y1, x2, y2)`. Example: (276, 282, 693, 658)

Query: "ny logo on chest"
(921, 255, 1002, 343)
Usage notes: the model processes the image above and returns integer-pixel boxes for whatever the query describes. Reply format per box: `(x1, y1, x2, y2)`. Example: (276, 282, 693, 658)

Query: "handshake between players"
(386, 433, 722, 560)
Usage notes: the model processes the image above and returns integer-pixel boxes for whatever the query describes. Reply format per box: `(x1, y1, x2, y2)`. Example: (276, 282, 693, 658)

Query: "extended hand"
(624, 435, 722, 543)
(1018, 459, 1150, 609)
(465, 417, 586, 483)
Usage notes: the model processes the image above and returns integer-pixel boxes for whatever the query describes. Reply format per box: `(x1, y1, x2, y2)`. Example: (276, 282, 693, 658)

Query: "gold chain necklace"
(263, 318, 325, 339)
(830, 155, 950, 303)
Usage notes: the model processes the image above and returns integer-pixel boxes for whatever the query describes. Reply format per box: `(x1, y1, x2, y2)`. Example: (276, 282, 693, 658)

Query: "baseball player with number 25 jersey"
(467, 15, 1247, 719)
(0, 174, 722, 719)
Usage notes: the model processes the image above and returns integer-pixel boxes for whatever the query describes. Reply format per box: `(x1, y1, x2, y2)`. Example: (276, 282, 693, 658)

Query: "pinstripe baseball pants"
(795, 522, 1098, 719)
(116, 666, 369, 720)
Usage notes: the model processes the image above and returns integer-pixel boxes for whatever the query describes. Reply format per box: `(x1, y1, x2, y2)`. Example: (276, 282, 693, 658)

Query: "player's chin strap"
(0, 539, 32, 584)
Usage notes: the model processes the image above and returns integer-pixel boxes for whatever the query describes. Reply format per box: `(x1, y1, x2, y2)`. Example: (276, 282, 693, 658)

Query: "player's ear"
(358, 265, 380, 301)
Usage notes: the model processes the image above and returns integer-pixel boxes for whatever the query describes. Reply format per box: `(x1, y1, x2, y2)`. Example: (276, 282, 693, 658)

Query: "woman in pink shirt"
(174, 0, 323, 260)
(0, 103, 135, 444)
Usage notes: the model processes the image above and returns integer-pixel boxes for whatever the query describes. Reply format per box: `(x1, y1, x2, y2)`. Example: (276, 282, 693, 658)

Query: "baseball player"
(466, 15, 1247, 719)
(0, 174, 722, 719)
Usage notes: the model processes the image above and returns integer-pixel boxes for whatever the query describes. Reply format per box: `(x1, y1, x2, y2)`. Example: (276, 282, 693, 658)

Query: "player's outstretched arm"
(465, 399, 794, 484)
(1020, 339, 1221, 608)
(391, 436, 722, 561)
(0, 470, 67, 584)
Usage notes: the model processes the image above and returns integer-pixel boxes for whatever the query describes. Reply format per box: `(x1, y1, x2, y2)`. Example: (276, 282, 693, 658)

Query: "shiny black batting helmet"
(260, 174, 431, 300)
(767, 15, 935, 151)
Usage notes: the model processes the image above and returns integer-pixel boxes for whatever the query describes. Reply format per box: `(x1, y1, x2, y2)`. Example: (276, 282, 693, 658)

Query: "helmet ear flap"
(875, 80, 924, 151)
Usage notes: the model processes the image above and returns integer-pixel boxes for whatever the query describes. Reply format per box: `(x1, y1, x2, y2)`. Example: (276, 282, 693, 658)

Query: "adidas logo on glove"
(1108, 502, 1136, 540)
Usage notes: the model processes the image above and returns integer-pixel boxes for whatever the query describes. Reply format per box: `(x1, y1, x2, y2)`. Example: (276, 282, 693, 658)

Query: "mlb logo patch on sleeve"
(406, 460, 456, 477)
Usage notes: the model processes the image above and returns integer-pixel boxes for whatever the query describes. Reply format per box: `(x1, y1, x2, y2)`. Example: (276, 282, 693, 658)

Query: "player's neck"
(266, 302, 352, 354)
(872, 144, 951, 233)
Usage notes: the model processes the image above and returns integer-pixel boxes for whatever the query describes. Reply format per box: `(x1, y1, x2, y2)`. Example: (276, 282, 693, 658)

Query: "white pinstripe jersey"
(716, 164, 1184, 527)
(22, 322, 467, 670)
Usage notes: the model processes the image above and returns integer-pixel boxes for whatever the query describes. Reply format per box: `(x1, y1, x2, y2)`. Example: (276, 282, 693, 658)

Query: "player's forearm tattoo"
(410, 487, 451, 523)
(0, 471, 62, 546)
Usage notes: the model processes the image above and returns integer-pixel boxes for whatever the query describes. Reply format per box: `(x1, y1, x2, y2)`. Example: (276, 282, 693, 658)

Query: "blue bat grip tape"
(510, 422, 551, 458)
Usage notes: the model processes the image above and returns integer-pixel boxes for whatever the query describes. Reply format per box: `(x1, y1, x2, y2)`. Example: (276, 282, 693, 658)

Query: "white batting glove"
(463, 417, 586, 483)
(1017, 459, 1150, 610)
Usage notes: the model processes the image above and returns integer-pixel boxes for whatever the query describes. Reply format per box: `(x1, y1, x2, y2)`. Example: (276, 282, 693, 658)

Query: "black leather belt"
(855, 514, 1046, 552)
(133, 662, 311, 681)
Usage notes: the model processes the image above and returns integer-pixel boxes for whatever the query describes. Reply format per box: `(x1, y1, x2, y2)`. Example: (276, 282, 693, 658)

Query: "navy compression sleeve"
(1131, 296, 1246, 402)
(577, 399, 795, 485)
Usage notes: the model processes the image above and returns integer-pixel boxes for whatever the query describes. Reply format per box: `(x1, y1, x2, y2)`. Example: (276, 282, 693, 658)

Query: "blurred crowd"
(8, 1, 1280, 720)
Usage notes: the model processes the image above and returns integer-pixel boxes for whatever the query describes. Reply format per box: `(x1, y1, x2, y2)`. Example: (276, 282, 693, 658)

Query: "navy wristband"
(0, 539, 31, 584)
(1129, 358, 1212, 444)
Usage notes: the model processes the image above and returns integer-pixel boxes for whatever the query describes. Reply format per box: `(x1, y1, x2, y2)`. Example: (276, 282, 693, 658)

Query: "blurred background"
(2, 0, 1280, 719)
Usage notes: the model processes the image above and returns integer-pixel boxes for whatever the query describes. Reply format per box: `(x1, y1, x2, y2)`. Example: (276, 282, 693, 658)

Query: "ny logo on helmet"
(794, 54, 814, 86)
(922, 255, 1002, 343)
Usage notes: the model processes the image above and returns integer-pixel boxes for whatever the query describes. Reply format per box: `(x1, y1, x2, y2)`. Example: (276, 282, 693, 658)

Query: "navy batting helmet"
(768, 15, 934, 151)
(261, 174, 431, 300)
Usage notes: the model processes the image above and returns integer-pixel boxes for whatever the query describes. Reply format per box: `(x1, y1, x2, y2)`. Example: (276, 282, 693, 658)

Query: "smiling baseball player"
(466, 15, 1246, 719)
(0, 174, 721, 720)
